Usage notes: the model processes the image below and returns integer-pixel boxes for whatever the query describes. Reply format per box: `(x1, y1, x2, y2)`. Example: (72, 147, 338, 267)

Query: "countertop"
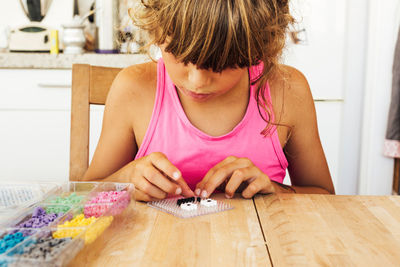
(0, 52, 151, 69)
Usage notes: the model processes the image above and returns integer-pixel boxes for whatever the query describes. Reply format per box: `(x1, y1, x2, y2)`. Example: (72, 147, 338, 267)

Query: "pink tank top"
(135, 59, 288, 189)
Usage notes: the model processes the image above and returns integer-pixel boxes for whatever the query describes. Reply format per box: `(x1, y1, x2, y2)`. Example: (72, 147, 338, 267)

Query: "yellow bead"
(84, 216, 114, 244)
(53, 213, 113, 243)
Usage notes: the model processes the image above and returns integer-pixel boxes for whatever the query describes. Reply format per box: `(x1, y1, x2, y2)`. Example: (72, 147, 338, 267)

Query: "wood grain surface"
(254, 194, 400, 267)
(68, 194, 271, 267)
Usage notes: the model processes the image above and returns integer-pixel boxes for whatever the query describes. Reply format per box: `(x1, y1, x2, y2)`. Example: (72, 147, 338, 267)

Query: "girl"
(83, 0, 335, 201)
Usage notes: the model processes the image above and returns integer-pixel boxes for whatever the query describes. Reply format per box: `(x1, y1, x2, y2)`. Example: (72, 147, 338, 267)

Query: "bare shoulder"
(104, 61, 158, 146)
(269, 64, 315, 126)
(273, 64, 312, 103)
(106, 61, 157, 107)
(82, 62, 157, 180)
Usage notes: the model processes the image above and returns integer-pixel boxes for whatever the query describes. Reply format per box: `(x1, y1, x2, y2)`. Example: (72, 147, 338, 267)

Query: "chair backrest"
(394, 158, 400, 194)
(70, 64, 122, 181)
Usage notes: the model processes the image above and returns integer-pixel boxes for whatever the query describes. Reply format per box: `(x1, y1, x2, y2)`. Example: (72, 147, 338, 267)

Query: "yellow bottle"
(50, 29, 59, 54)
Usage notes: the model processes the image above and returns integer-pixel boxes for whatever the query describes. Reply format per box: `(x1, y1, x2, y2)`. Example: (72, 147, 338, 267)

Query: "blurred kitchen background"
(0, 0, 399, 195)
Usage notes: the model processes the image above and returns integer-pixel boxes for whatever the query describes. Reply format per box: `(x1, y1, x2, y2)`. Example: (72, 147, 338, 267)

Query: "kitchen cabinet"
(0, 69, 100, 182)
(0, 110, 70, 182)
(0, 69, 72, 182)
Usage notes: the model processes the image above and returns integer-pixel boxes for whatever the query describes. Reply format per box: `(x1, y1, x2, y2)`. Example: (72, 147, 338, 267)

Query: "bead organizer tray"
(148, 197, 234, 218)
(0, 182, 135, 267)
(0, 227, 84, 267)
(0, 182, 60, 225)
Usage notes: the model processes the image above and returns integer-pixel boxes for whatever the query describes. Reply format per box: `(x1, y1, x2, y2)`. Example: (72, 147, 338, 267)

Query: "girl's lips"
(180, 87, 212, 100)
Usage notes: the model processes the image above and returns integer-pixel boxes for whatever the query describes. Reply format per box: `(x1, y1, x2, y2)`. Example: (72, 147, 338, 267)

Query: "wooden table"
(69, 194, 400, 266)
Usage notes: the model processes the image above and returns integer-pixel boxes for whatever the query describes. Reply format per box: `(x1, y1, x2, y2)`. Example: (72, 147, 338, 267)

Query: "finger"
(149, 152, 194, 196)
(195, 156, 238, 196)
(143, 165, 182, 195)
(215, 179, 229, 192)
(149, 152, 183, 181)
(242, 176, 273, 199)
(174, 177, 195, 197)
(224, 167, 258, 198)
(136, 177, 167, 199)
(135, 189, 158, 202)
(201, 158, 252, 198)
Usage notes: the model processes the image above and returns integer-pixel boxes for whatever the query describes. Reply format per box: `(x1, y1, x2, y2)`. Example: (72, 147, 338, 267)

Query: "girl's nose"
(187, 65, 212, 90)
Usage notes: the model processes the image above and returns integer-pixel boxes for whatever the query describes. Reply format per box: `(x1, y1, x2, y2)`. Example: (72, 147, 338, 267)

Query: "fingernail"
(172, 171, 180, 180)
(175, 187, 182, 195)
(225, 193, 232, 199)
(195, 188, 201, 196)
(201, 190, 208, 198)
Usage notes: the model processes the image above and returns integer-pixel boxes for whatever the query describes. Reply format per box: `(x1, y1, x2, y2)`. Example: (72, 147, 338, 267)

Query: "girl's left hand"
(194, 156, 277, 199)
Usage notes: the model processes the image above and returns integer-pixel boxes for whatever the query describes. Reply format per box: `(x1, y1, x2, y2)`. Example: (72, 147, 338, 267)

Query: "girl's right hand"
(125, 152, 194, 202)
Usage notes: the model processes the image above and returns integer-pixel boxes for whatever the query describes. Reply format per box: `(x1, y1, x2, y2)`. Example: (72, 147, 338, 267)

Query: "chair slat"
(89, 66, 121, 104)
(70, 64, 121, 181)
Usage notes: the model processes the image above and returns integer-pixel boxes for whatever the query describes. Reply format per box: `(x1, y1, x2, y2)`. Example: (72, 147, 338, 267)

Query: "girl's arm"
(82, 66, 139, 181)
(281, 66, 335, 194)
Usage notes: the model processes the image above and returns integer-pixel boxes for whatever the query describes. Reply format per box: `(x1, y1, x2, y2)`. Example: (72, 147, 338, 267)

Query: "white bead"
(200, 198, 217, 207)
(180, 202, 198, 211)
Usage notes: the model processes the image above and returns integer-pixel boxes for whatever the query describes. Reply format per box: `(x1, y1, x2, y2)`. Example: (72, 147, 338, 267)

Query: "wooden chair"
(70, 64, 122, 181)
(394, 158, 400, 194)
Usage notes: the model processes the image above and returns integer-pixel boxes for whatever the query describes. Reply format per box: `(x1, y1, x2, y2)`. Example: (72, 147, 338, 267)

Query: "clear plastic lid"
(0, 182, 60, 226)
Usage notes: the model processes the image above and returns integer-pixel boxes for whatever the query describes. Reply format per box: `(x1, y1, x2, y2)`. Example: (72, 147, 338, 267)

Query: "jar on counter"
(62, 17, 86, 54)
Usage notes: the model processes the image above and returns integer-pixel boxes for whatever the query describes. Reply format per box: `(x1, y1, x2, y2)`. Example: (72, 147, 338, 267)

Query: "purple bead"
(32, 207, 43, 217)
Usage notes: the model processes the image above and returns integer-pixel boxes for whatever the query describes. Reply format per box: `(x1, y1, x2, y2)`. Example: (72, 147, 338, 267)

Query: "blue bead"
(15, 232, 23, 238)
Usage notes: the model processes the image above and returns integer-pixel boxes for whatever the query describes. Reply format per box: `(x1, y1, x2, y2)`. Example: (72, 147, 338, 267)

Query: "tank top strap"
(134, 59, 166, 159)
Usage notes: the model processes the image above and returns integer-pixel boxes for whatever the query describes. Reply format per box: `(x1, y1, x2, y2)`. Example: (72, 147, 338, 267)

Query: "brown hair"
(130, 0, 294, 135)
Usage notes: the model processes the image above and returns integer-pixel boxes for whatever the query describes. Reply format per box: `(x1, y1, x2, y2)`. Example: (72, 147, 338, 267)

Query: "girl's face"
(160, 45, 248, 102)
